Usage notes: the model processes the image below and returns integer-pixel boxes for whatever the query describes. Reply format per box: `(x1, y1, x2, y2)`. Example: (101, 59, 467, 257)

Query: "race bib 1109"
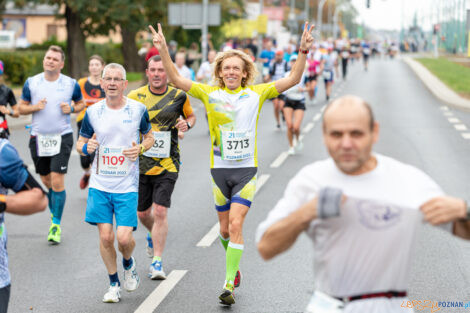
(97, 146, 129, 176)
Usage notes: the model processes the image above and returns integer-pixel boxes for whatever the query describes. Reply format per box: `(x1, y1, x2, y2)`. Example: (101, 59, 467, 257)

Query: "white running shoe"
(149, 260, 167, 280)
(102, 283, 121, 303)
(288, 147, 296, 155)
(123, 257, 140, 292)
(295, 141, 304, 153)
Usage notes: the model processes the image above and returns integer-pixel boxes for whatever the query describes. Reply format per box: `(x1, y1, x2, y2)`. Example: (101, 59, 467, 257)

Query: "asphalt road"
(4, 56, 470, 313)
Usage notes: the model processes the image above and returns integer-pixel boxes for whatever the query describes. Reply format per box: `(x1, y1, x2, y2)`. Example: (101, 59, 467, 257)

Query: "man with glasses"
(18, 45, 85, 244)
(76, 63, 154, 303)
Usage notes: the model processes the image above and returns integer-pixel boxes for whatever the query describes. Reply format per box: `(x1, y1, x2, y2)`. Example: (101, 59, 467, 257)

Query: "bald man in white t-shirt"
(256, 95, 470, 313)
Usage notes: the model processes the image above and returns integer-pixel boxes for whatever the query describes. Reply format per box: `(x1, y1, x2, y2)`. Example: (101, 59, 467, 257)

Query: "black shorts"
(274, 94, 286, 101)
(138, 172, 178, 211)
(284, 98, 306, 111)
(29, 133, 73, 176)
(211, 167, 257, 211)
(304, 74, 318, 83)
(0, 284, 10, 313)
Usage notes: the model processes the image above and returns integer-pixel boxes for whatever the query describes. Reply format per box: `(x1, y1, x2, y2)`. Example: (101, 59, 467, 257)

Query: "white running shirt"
(21, 73, 83, 136)
(256, 154, 450, 313)
(79, 98, 151, 193)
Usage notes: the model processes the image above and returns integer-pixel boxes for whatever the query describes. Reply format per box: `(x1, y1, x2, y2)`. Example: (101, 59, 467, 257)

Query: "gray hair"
(102, 63, 126, 80)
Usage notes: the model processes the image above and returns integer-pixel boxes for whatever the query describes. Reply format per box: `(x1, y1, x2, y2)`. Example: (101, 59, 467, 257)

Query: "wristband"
(186, 121, 191, 130)
(82, 143, 89, 156)
(70, 104, 74, 113)
(139, 144, 145, 155)
(299, 49, 309, 54)
(0, 194, 6, 213)
(317, 187, 342, 219)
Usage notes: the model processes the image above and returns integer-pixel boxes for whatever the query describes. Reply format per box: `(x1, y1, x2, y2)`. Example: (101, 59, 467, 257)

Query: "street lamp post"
(258, 0, 263, 59)
(317, 0, 328, 38)
(202, 0, 208, 62)
(333, 4, 348, 39)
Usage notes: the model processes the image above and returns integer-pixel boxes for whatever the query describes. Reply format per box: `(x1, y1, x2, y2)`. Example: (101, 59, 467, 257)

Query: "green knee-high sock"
(225, 242, 243, 285)
(219, 233, 229, 251)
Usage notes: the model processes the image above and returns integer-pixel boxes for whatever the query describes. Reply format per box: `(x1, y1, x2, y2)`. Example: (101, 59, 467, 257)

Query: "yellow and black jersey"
(128, 85, 193, 175)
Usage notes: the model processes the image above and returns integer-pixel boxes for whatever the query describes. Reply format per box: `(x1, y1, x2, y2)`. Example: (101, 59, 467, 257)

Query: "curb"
(403, 57, 470, 111)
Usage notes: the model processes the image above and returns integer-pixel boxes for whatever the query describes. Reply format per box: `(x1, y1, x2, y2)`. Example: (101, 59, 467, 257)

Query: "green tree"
(12, 0, 88, 78)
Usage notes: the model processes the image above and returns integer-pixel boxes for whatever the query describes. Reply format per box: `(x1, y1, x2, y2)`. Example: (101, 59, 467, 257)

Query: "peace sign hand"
(300, 22, 315, 51)
(149, 23, 167, 52)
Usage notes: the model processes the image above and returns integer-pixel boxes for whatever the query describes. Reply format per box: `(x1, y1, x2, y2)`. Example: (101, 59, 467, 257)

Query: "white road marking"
(134, 270, 187, 313)
(461, 133, 470, 139)
(196, 223, 220, 247)
(270, 151, 288, 168)
(454, 124, 468, 131)
(443, 112, 453, 116)
(313, 113, 322, 122)
(299, 134, 305, 142)
(256, 174, 270, 194)
(440, 106, 449, 111)
(448, 118, 461, 123)
(320, 105, 326, 113)
(302, 122, 314, 134)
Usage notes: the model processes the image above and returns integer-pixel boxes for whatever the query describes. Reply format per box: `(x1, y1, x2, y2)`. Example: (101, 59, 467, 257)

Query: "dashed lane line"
(134, 270, 187, 313)
(448, 118, 461, 124)
(454, 124, 468, 131)
(461, 133, 470, 139)
(196, 223, 220, 247)
(302, 122, 314, 134)
(270, 151, 288, 168)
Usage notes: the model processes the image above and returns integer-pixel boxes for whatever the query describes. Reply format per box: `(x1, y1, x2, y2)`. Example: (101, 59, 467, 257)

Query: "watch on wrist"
(186, 121, 191, 130)
(299, 48, 309, 54)
(139, 144, 145, 155)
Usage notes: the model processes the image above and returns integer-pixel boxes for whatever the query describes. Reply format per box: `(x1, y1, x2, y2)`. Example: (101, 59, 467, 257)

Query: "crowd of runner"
(2, 22, 465, 313)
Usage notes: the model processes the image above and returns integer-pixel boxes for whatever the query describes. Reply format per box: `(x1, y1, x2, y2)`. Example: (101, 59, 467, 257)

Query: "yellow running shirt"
(188, 82, 279, 168)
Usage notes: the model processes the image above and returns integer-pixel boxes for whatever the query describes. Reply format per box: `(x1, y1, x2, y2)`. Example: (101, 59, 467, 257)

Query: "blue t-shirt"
(0, 139, 28, 288)
(260, 50, 275, 68)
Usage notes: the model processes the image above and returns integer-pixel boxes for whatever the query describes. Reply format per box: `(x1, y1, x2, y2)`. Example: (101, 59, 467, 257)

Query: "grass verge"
(416, 57, 470, 99)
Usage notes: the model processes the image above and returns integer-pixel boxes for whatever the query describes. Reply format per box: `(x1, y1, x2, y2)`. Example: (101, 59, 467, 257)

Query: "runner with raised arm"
(148, 22, 315, 305)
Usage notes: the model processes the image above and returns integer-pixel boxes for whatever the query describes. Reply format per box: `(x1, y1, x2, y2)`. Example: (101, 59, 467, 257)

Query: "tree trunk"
(65, 5, 87, 78)
(120, 27, 142, 72)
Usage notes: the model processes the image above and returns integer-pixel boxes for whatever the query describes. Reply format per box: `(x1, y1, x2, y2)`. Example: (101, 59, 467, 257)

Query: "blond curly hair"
(213, 49, 258, 88)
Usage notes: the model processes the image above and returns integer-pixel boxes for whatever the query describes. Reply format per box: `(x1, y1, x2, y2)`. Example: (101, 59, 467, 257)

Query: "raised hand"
(149, 23, 168, 52)
(87, 133, 99, 154)
(300, 22, 315, 51)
